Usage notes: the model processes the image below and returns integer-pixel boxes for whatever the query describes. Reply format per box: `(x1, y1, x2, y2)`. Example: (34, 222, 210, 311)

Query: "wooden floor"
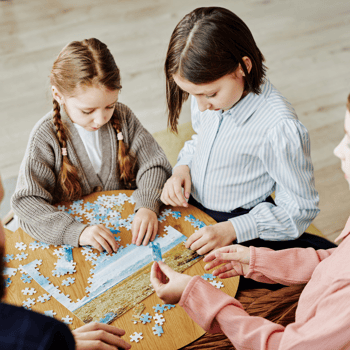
(1, 0, 350, 242)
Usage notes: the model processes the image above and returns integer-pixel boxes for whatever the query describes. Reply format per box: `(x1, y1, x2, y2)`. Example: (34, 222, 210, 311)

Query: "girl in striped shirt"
(161, 7, 336, 257)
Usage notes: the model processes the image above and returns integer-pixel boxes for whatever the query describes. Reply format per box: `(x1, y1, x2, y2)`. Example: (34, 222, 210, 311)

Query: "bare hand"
(185, 221, 237, 255)
(150, 261, 192, 304)
(72, 322, 131, 350)
(161, 165, 191, 207)
(131, 207, 158, 246)
(203, 244, 251, 278)
(79, 225, 119, 254)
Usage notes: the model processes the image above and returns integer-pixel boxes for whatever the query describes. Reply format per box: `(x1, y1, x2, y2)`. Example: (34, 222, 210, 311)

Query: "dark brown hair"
(165, 7, 266, 132)
(347, 94, 350, 112)
(50, 38, 136, 201)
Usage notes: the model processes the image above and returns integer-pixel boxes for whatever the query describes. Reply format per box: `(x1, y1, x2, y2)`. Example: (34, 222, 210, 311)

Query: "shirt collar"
(224, 78, 272, 126)
(335, 216, 350, 242)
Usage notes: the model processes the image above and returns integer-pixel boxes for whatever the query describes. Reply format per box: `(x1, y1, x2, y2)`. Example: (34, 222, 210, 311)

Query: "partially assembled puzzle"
(5, 193, 208, 325)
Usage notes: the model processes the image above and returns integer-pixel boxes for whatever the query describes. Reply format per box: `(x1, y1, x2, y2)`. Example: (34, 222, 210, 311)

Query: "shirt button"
(93, 186, 103, 192)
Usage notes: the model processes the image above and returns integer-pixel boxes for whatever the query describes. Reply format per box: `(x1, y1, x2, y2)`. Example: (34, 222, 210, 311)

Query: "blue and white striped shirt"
(175, 79, 319, 243)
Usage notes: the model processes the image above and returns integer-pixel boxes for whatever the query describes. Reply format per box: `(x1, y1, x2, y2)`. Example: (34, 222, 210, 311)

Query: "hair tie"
(62, 148, 67, 156)
(117, 132, 123, 141)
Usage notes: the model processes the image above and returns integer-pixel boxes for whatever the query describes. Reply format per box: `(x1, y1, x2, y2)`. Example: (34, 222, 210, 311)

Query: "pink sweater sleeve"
(245, 246, 335, 285)
(180, 276, 350, 350)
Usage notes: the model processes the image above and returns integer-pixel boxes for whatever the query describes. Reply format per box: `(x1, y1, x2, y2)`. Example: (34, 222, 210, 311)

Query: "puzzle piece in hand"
(210, 280, 224, 289)
(139, 313, 152, 324)
(37, 294, 51, 303)
(152, 324, 164, 337)
(22, 287, 37, 296)
(153, 313, 165, 326)
(202, 273, 216, 281)
(150, 242, 162, 262)
(61, 315, 73, 325)
(62, 277, 75, 286)
(15, 242, 27, 251)
(153, 304, 166, 314)
(130, 332, 143, 343)
(44, 310, 56, 318)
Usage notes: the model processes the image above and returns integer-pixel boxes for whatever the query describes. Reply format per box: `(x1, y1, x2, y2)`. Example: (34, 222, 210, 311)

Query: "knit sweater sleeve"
(118, 103, 172, 214)
(11, 116, 87, 246)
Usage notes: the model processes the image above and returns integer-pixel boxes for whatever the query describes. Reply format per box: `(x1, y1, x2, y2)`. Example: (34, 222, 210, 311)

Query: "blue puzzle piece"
(140, 313, 152, 324)
(171, 211, 181, 219)
(202, 273, 216, 281)
(4, 254, 14, 263)
(20, 273, 33, 283)
(185, 214, 196, 222)
(153, 304, 166, 314)
(5, 277, 11, 288)
(150, 242, 162, 262)
(99, 312, 117, 324)
(152, 324, 164, 337)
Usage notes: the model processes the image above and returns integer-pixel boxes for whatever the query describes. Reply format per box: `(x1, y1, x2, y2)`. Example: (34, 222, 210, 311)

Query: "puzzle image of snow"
(72, 226, 187, 312)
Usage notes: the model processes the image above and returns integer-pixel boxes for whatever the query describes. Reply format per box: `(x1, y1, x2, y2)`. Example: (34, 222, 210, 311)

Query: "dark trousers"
(188, 195, 336, 289)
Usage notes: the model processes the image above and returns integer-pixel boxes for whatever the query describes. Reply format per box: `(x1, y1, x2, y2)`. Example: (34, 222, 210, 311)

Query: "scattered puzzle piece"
(152, 324, 164, 337)
(20, 273, 33, 283)
(15, 242, 27, 251)
(37, 294, 51, 303)
(44, 310, 57, 318)
(15, 252, 28, 261)
(23, 298, 36, 309)
(62, 277, 75, 286)
(4, 254, 14, 263)
(61, 315, 73, 325)
(210, 280, 224, 289)
(130, 332, 143, 343)
(153, 313, 165, 326)
(22, 287, 37, 296)
(153, 304, 166, 314)
(202, 273, 216, 281)
(140, 313, 152, 324)
(29, 241, 41, 251)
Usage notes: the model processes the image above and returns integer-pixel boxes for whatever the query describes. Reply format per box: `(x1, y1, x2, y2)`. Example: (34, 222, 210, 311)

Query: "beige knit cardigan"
(11, 102, 172, 246)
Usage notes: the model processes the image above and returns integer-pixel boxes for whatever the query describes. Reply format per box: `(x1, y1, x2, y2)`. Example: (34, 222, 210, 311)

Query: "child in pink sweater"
(151, 94, 350, 349)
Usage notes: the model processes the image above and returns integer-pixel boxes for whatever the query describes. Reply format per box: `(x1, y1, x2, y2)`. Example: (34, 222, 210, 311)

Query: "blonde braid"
(52, 99, 82, 201)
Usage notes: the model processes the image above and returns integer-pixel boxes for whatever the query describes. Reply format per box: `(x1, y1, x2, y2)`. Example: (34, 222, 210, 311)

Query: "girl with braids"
(161, 7, 336, 257)
(11, 38, 172, 252)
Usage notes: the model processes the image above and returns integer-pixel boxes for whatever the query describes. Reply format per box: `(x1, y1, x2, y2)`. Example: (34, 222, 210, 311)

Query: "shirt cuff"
(229, 213, 259, 243)
(174, 157, 192, 170)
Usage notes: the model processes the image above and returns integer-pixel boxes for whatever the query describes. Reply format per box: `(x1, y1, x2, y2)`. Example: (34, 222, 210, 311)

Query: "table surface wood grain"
(3, 190, 239, 350)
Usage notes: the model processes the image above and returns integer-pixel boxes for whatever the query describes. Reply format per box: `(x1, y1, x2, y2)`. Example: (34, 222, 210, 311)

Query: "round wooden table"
(4, 190, 239, 349)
